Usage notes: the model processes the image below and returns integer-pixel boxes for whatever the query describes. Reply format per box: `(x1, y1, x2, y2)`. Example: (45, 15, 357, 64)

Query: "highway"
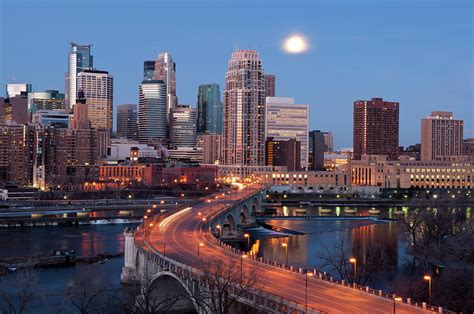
(146, 185, 429, 313)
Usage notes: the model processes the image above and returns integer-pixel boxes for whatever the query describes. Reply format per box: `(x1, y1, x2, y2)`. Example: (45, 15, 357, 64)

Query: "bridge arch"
(223, 213, 237, 236)
(239, 204, 251, 224)
(147, 271, 198, 313)
(251, 196, 260, 213)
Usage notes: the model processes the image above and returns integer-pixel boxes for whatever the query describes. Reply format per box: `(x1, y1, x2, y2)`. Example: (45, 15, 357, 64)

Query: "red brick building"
(353, 98, 399, 160)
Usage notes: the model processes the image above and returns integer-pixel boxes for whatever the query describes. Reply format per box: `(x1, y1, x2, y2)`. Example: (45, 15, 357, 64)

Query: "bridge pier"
(121, 228, 139, 284)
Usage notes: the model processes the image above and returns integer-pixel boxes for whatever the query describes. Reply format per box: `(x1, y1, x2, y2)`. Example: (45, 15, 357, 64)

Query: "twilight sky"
(1, 0, 472, 149)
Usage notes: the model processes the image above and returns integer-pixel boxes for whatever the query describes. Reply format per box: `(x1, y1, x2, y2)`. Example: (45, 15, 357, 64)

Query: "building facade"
(65, 43, 93, 109)
(265, 137, 301, 171)
(138, 80, 167, 144)
(117, 104, 138, 140)
(169, 105, 197, 149)
(309, 130, 325, 171)
(223, 50, 266, 166)
(27, 90, 65, 114)
(264, 74, 276, 98)
(323, 131, 333, 152)
(463, 138, 474, 161)
(421, 111, 463, 161)
(6, 83, 31, 98)
(199, 134, 222, 164)
(197, 83, 222, 134)
(32, 110, 70, 128)
(152, 52, 177, 124)
(265, 97, 309, 169)
(351, 155, 473, 189)
(353, 98, 399, 160)
(77, 69, 114, 130)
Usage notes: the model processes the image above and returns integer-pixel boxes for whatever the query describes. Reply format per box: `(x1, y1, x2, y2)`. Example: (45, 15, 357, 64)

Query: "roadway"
(146, 185, 429, 314)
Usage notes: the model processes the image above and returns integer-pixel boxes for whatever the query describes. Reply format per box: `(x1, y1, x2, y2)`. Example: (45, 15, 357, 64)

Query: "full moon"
(282, 34, 309, 54)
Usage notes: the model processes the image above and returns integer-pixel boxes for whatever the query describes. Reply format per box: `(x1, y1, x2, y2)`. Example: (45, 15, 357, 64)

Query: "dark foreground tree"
(317, 237, 389, 286)
(0, 265, 38, 314)
(190, 258, 263, 314)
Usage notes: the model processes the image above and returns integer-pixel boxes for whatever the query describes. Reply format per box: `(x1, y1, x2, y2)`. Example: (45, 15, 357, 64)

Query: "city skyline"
(1, 1, 472, 149)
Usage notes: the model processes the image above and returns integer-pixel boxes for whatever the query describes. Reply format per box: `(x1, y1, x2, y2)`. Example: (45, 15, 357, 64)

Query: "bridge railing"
(204, 229, 450, 314)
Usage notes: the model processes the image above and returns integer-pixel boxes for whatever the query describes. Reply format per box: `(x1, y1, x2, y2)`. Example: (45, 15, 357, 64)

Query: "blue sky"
(1, 0, 472, 149)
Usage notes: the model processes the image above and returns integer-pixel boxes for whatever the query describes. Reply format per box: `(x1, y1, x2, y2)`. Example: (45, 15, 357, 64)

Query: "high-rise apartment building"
(421, 111, 463, 161)
(6, 83, 32, 98)
(70, 91, 91, 129)
(264, 74, 276, 98)
(265, 97, 309, 169)
(152, 52, 177, 124)
(117, 104, 138, 140)
(65, 43, 93, 109)
(169, 105, 197, 149)
(223, 50, 265, 166)
(197, 83, 222, 134)
(27, 90, 65, 114)
(265, 137, 301, 171)
(77, 69, 113, 130)
(0, 125, 35, 186)
(353, 98, 399, 160)
(138, 80, 167, 144)
(309, 130, 325, 170)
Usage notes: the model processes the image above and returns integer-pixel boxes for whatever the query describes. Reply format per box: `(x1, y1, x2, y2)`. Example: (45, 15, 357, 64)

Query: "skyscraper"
(353, 98, 399, 160)
(323, 131, 334, 152)
(138, 80, 167, 144)
(197, 83, 222, 134)
(70, 91, 90, 129)
(264, 74, 276, 98)
(117, 104, 138, 140)
(65, 43, 93, 109)
(169, 105, 197, 149)
(6, 83, 32, 98)
(27, 90, 65, 114)
(222, 50, 265, 166)
(265, 97, 309, 169)
(199, 134, 222, 164)
(77, 69, 113, 130)
(421, 111, 463, 161)
(152, 52, 177, 124)
(143, 61, 155, 81)
(309, 130, 325, 170)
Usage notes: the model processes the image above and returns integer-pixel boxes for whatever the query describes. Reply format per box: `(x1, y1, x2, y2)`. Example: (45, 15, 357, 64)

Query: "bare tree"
(317, 237, 389, 286)
(0, 265, 38, 314)
(190, 258, 263, 314)
(65, 274, 112, 314)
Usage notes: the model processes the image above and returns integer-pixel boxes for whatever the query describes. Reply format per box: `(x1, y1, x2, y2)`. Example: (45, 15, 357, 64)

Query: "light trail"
(158, 207, 192, 228)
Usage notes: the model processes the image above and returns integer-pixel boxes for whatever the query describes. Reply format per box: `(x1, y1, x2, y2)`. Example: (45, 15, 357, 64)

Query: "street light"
(282, 243, 289, 266)
(216, 224, 222, 239)
(423, 275, 432, 304)
(393, 296, 402, 314)
(240, 254, 248, 280)
(349, 257, 357, 284)
(244, 233, 250, 252)
(305, 272, 313, 312)
(197, 243, 204, 257)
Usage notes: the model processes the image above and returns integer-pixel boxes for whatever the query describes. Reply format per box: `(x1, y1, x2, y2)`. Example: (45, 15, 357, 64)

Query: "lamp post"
(349, 257, 357, 284)
(282, 243, 289, 266)
(216, 224, 222, 239)
(240, 254, 247, 280)
(393, 296, 402, 314)
(197, 243, 204, 257)
(244, 233, 250, 252)
(305, 272, 313, 312)
(423, 275, 432, 304)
